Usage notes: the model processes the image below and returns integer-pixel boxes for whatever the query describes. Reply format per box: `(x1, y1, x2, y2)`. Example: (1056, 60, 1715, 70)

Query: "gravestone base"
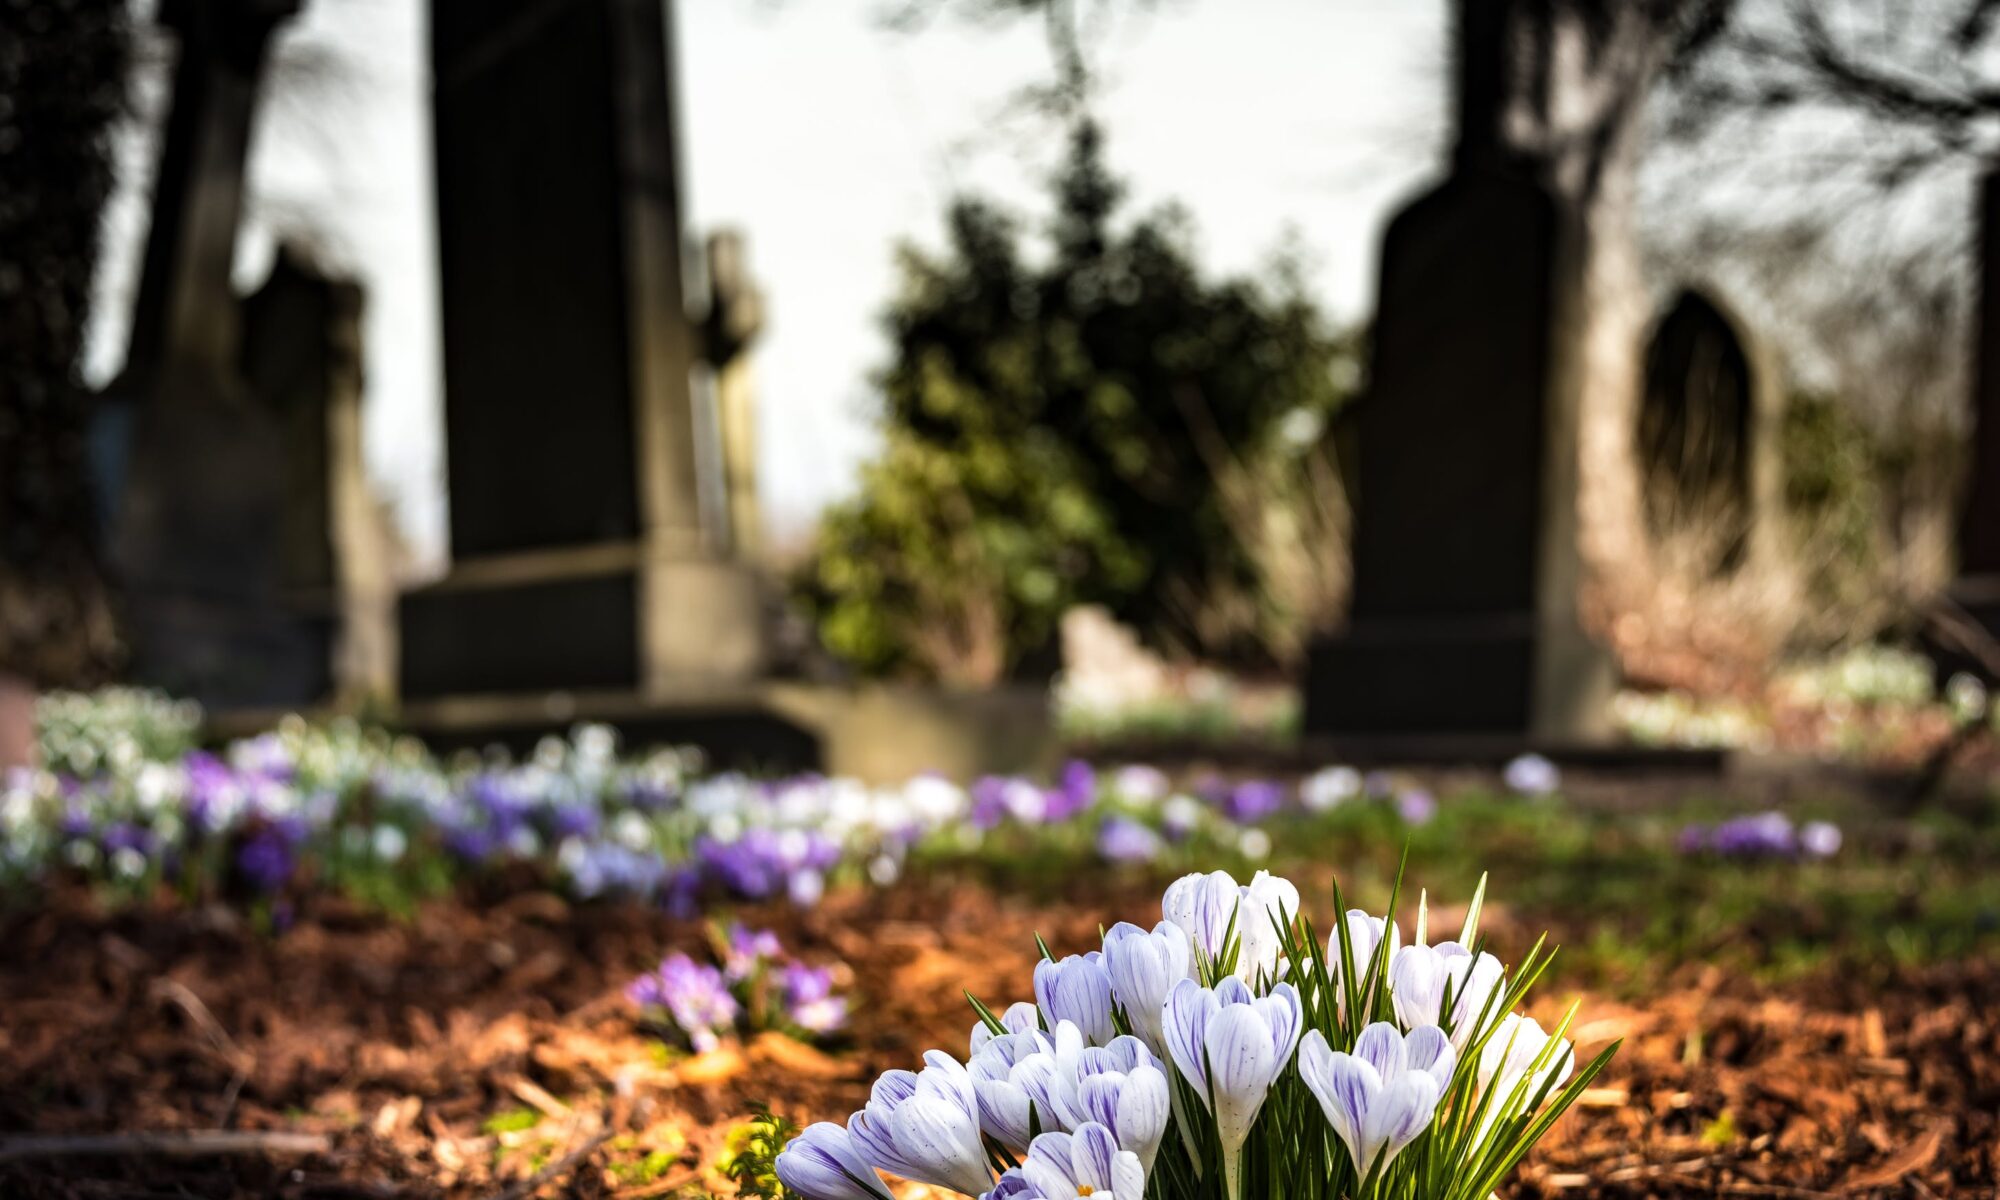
(106, 381, 334, 709)
(399, 545, 769, 700)
(1305, 612, 1613, 740)
(640, 556, 769, 684)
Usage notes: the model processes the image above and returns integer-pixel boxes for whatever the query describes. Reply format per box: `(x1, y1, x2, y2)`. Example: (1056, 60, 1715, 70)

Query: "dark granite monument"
(1304, 0, 1627, 742)
(100, 0, 335, 709)
(400, 0, 767, 701)
(1941, 166, 2000, 677)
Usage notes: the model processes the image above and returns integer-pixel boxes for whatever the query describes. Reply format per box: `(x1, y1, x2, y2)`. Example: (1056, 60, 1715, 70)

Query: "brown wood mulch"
(0, 879, 1994, 1199)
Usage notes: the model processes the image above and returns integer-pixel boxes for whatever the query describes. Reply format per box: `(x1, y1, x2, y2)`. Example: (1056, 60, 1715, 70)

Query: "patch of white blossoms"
(776, 869, 1609, 1200)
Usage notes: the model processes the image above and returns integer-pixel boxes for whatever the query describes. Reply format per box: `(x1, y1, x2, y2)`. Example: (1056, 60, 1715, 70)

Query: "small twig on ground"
(486, 1121, 615, 1200)
(150, 977, 256, 1126)
(0, 1130, 332, 1162)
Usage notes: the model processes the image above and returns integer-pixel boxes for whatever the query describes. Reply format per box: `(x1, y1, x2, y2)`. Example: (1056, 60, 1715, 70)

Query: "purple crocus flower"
(1224, 780, 1285, 825)
(627, 953, 740, 1053)
(1097, 816, 1163, 864)
(1503, 753, 1561, 796)
(782, 961, 849, 1034)
(1395, 789, 1437, 826)
(724, 924, 785, 981)
(237, 827, 297, 893)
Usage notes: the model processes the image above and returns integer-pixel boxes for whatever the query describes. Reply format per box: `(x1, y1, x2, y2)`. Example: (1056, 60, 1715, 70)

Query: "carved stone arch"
(1637, 288, 1760, 575)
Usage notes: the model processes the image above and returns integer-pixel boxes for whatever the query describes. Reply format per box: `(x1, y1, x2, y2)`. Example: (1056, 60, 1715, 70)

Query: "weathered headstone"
(400, 0, 767, 700)
(240, 246, 396, 703)
(1305, 0, 1655, 741)
(101, 0, 324, 708)
(1943, 166, 2000, 674)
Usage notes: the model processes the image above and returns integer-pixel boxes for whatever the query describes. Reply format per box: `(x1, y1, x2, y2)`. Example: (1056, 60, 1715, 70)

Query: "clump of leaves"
(719, 1103, 799, 1199)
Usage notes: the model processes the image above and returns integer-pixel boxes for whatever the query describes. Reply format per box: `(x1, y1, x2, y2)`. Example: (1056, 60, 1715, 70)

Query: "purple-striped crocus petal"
(970, 1000, 1044, 1057)
(1035, 953, 1116, 1046)
(1352, 1021, 1407, 1080)
(1161, 870, 1240, 962)
(1235, 871, 1301, 985)
(1206, 1004, 1280, 1157)
(889, 1094, 993, 1196)
(1162, 977, 1216, 1100)
(1111, 1148, 1146, 1200)
(1021, 1130, 1077, 1199)
(1078, 1034, 1159, 1080)
(1102, 921, 1192, 1056)
(1405, 1023, 1457, 1088)
(1015, 1052, 1081, 1132)
(1077, 1062, 1169, 1171)
(773, 1122, 895, 1200)
(1297, 1033, 1380, 1176)
(1255, 983, 1302, 1064)
(1069, 1121, 1120, 1193)
(1361, 1073, 1442, 1175)
(984, 1171, 1038, 1200)
(1389, 944, 1448, 1030)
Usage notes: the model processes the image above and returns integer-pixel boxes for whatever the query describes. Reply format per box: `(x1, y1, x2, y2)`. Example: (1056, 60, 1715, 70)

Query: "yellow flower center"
(1078, 1189, 1095, 1197)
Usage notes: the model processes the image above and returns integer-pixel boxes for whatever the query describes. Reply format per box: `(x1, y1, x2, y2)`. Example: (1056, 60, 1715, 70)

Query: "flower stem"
(1224, 1148, 1242, 1200)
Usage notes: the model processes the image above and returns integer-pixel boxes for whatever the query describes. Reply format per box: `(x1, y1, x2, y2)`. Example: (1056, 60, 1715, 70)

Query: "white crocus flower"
(970, 1000, 1044, 1058)
(1469, 1013, 1575, 1150)
(1034, 952, 1116, 1045)
(993, 1122, 1146, 1200)
(846, 1050, 993, 1197)
(1389, 940, 1504, 1048)
(1298, 1022, 1455, 1180)
(1162, 977, 1302, 1200)
(1101, 921, 1193, 1056)
(1161, 869, 1300, 987)
(773, 1122, 895, 1200)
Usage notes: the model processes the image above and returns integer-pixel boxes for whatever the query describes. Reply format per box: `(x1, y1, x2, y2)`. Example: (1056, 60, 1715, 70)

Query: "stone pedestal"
(1304, 169, 1614, 740)
(404, 0, 766, 702)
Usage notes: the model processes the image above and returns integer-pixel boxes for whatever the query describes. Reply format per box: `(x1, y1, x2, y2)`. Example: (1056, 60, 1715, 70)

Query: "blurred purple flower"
(782, 961, 848, 1034)
(724, 924, 785, 981)
(1097, 816, 1163, 864)
(1224, 780, 1285, 824)
(627, 953, 740, 1052)
(1395, 789, 1437, 826)
(1503, 754, 1561, 796)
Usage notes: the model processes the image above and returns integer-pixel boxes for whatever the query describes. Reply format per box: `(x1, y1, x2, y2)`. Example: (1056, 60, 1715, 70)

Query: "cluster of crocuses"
(627, 923, 849, 1051)
(1678, 811, 1842, 860)
(775, 868, 1609, 1200)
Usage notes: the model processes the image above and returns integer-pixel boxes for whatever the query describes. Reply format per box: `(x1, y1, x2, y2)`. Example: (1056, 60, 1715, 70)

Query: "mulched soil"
(2, 878, 1995, 1199)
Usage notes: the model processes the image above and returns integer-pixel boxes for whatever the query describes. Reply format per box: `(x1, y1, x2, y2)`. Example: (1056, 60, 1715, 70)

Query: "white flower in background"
(847, 1050, 994, 1196)
(1330, 908, 1401, 1018)
(1162, 870, 1300, 986)
(1162, 977, 1302, 1200)
(1035, 952, 1116, 1045)
(1298, 1022, 1454, 1179)
(1502, 753, 1560, 796)
(1390, 941, 1504, 1048)
(1800, 820, 1842, 859)
(371, 824, 408, 863)
(1237, 828, 1271, 861)
(774, 1122, 895, 1200)
(1101, 921, 1192, 1056)
(970, 1000, 1043, 1058)
(1300, 765, 1362, 812)
(1111, 765, 1170, 805)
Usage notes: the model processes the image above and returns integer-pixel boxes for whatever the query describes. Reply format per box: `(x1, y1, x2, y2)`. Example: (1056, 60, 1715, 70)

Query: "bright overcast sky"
(85, 0, 1446, 572)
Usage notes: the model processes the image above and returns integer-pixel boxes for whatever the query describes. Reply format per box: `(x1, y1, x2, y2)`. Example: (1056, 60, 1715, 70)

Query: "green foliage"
(720, 1103, 799, 1200)
(1779, 390, 1889, 630)
(801, 121, 1359, 683)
